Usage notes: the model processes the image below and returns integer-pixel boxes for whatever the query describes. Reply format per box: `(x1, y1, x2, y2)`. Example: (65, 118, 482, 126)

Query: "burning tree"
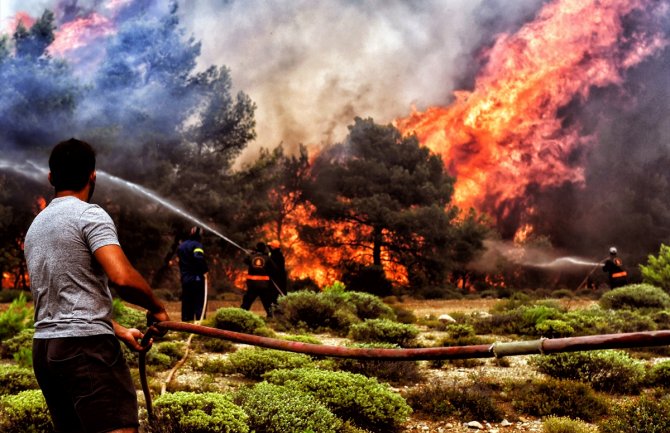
(303, 117, 488, 292)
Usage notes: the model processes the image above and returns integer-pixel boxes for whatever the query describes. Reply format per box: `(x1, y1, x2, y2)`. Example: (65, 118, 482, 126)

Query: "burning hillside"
(1, 0, 669, 289)
(396, 0, 668, 241)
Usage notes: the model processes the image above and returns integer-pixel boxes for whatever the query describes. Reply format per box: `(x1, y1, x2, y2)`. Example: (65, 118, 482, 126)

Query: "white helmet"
(609, 246, 618, 255)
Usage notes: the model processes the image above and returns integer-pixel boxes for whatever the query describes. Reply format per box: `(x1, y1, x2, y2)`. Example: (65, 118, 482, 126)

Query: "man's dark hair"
(49, 138, 96, 192)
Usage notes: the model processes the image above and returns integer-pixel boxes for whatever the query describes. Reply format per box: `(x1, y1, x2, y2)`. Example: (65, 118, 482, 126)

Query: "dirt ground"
(163, 295, 597, 322)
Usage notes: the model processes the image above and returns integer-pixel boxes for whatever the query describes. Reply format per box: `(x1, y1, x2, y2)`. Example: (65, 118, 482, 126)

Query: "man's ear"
(90, 171, 97, 182)
(48, 172, 54, 186)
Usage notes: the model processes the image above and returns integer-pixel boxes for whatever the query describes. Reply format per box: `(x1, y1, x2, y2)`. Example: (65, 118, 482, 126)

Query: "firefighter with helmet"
(241, 242, 276, 317)
(603, 246, 627, 289)
(177, 226, 209, 321)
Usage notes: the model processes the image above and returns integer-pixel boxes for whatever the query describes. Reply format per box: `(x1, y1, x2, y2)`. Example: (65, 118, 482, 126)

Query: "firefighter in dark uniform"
(177, 227, 209, 321)
(240, 242, 276, 317)
(603, 246, 627, 289)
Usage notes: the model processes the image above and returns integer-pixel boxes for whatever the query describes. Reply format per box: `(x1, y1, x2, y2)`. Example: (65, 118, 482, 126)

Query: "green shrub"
(111, 299, 146, 330)
(511, 378, 608, 422)
(235, 382, 342, 433)
(151, 391, 249, 433)
(599, 284, 670, 310)
(349, 319, 419, 347)
(543, 416, 597, 433)
(0, 389, 53, 433)
(341, 291, 396, 321)
(227, 347, 314, 379)
(274, 290, 356, 334)
(332, 343, 422, 385)
(550, 289, 575, 299)
(562, 307, 655, 335)
(535, 319, 575, 338)
(599, 394, 670, 433)
(640, 243, 670, 293)
(390, 304, 417, 324)
(265, 367, 412, 432)
(0, 365, 39, 394)
(13, 347, 33, 369)
(446, 323, 476, 338)
(194, 335, 235, 353)
(404, 381, 504, 422)
(0, 293, 33, 341)
(278, 333, 323, 344)
(530, 351, 645, 394)
(1, 328, 34, 359)
(213, 308, 266, 334)
(154, 341, 186, 360)
(646, 360, 670, 388)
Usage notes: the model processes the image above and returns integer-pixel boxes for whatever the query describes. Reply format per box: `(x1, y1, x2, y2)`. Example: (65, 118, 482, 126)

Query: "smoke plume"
(2, 0, 670, 272)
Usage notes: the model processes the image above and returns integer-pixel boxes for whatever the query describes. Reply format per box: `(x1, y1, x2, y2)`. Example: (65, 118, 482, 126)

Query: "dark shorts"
(33, 334, 139, 433)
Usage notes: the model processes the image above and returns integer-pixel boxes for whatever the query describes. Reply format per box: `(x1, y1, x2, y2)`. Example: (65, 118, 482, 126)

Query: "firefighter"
(602, 246, 627, 289)
(177, 226, 209, 321)
(268, 240, 287, 303)
(241, 242, 276, 317)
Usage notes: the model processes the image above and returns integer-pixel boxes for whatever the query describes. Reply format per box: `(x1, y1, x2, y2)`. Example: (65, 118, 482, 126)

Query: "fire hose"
(138, 324, 670, 420)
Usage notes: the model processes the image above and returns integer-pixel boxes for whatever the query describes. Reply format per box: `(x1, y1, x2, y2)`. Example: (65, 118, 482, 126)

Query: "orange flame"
(264, 200, 408, 289)
(396, 0, 667, 232)
(48, 12, 115, 58)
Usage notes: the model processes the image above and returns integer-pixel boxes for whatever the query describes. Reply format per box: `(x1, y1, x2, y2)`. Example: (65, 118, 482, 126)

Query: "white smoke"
(176, 0, 545, 161)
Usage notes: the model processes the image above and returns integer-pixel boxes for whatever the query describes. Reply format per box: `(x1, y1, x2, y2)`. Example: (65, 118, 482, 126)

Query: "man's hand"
(147, 308, 170, 337)
(113, 321, 151, 352)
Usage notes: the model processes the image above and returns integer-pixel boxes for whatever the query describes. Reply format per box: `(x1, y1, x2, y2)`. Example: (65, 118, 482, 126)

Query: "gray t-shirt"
(24, 196, 120, 338)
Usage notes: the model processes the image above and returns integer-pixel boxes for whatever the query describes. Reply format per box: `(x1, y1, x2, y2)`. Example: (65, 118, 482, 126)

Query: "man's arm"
(94, 244, 169, 324)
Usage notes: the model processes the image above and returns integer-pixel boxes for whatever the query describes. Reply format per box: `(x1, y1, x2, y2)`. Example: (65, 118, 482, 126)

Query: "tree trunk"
(372, 226, 382, 266)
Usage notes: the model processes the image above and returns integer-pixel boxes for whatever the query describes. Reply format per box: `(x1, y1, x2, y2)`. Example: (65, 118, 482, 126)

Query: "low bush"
(437, 323, 493, 347)
(404, 381, 504, 422)
(390, 304, 417, 324)
(542, 416, 598, 433)
(151, 391, 249, 433)
(349, 319, 419, 347)
(599, 284, 670, 310)
(274, 290, 356, 334)
(111, 299, 146, 330)
(226, 347, 314, 379)
(0, 389, 53, 433)
(340, 291, 396, 321)
(646, 360, 670, 388)
(0, 290, 32, 303)
(212, 308, 266, 334)
(234, 382, 342, 433)
(154, 341, 186, 360)
(0, 365, 39, 394)
(530, 350, 646, 394)
(265, 367, 412, 432)
(0, 293, 33, 341)
(1, 328, 34, 360)
(278, 333, 323, 344)
(510, 378, 608, 422)
(599, 394, 670, 433)
(194, 335, 235, 353)
(535, 319, 574, 338)
(332, 342, 423, 385)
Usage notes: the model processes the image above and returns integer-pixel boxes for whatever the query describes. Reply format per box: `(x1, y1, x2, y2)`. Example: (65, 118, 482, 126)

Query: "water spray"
(0, 158, 250, 254)
(96, 171, 250, 254)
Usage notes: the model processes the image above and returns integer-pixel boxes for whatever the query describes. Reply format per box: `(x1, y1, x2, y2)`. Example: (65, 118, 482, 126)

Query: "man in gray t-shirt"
(24, 138, 169, 433)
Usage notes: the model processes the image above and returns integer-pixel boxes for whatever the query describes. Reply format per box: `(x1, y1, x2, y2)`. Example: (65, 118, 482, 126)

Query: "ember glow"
(396, 0, 668, 234)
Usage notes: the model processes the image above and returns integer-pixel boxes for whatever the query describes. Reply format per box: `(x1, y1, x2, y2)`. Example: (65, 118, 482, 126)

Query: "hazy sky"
(1, 0, 545, 160)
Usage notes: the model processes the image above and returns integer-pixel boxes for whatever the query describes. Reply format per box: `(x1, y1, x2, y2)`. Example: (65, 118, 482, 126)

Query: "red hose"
(139, 322, 670, 421)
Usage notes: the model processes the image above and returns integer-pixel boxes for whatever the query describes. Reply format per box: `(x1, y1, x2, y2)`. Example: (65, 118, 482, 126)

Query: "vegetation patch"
(599, 284, 670, 310)
(530, 350, 646, 394)
(151, 391, 249, 433)
(234, 382, 342, 433)
(265, 367, 412, 432)
(0, 389, 53, 433)
(226, 347, 314, 379)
